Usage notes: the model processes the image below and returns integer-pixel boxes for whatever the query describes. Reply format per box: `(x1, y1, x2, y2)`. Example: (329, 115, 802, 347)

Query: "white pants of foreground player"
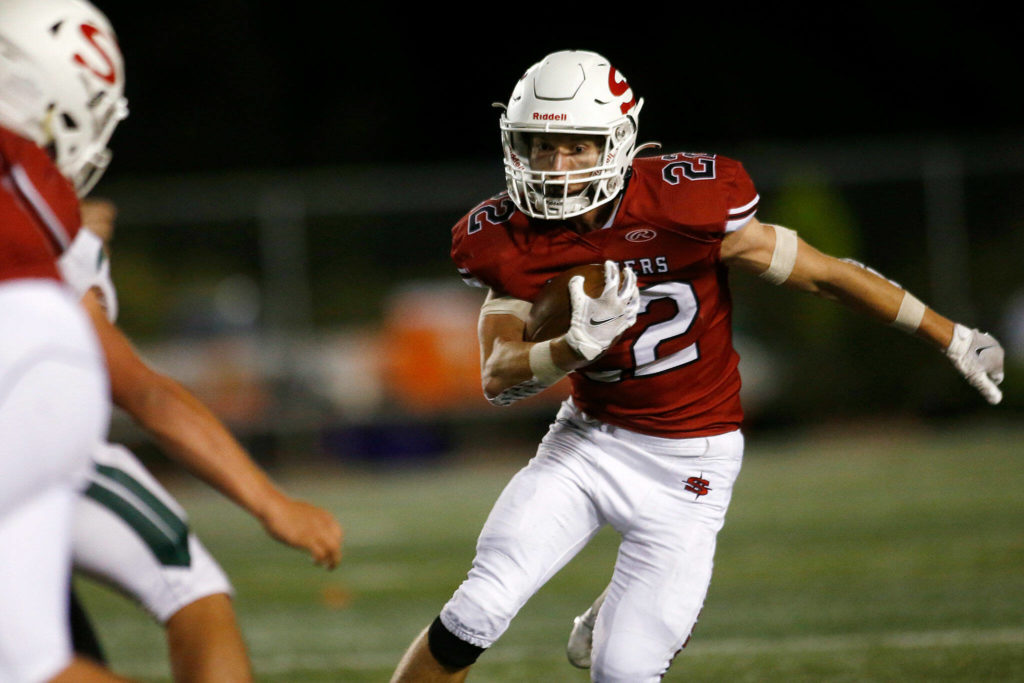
(0, 280, 109, 683)
(440, 399, 744, 682)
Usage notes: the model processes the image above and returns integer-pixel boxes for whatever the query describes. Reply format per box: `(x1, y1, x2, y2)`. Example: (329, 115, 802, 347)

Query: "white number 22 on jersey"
(583, 281, 699, 383)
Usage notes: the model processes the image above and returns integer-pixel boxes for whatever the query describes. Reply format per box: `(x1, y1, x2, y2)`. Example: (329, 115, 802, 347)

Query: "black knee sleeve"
(427, 616, 485, 670)
(69, 587, 107, 664)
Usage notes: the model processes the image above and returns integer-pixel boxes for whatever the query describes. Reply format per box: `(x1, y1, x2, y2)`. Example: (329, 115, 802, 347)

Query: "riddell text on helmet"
(532, 113, 568, 121)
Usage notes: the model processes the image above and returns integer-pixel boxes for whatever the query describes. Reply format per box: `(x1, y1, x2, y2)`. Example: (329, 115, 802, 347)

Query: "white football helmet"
(0, 0, 128, 196)
(498, 50, 652, 220)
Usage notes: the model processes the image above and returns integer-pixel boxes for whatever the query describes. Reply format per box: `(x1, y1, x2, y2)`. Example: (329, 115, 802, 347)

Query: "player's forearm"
(481, 337, 533, 396)
(126, 375, 287, 521)
(812, 257, 903, 317)
(734, 222, 1001, 403)
(482, 336, 582, 397)
(812, 257, 954, 349)
(914, 309, 955, 349)
(732, 224, 955, 350)
(479, 310, 586, 399)
(89, 298, 285, 521)
(125, 374, 343, 568)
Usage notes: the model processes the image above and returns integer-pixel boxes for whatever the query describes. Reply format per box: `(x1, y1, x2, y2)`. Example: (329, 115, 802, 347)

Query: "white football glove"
(564, 261, 640, 361)
(945, 323, 1005, 405)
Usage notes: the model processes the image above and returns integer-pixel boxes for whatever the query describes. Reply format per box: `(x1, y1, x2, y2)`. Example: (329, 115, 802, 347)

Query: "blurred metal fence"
(100, 133, 1024, 460)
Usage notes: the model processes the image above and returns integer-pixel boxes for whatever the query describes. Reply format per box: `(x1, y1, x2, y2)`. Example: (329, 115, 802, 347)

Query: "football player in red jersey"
(390, 50, 1005, 682)
(0, 1, 131, 680)
(2, 2, 342, 680)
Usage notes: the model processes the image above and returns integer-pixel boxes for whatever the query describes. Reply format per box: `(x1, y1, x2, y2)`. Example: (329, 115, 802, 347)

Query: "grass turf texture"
(76, 421, 1024, 681)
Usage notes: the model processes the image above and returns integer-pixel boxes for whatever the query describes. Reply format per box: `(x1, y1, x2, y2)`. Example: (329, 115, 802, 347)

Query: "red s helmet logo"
(607, 67, 637, 115)
(73, 23, 118, 85)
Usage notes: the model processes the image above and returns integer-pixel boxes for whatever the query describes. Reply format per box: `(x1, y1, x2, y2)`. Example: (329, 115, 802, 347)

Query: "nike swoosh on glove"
(564, 261, 640, 361)
(945, 323, 1005, 405)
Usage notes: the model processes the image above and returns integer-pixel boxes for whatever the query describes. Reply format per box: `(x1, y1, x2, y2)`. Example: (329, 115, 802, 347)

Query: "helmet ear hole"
(61, 112, 77, 129)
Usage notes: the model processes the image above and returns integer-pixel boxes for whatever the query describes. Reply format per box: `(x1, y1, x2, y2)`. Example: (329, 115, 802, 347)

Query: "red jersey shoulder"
(0, 127, 82, 281)
(0, 126, 81, 247)
(451, 192, 532, 291)
(621, 153, 759, 235)
(452, 193, 520, 248)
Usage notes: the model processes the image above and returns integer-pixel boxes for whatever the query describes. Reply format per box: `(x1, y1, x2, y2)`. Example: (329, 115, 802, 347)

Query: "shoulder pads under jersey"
(58, 228, 118, 322)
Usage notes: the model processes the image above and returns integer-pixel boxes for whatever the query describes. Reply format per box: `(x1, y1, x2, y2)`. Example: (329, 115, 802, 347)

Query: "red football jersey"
(0, 126, 81, 283)
(451, 152, 759, 438)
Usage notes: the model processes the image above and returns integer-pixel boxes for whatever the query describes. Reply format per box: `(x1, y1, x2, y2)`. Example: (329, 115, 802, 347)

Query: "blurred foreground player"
(0, 0, 130, 680)
(62, 199, 343, 682)
(390, 50, 1005, 682)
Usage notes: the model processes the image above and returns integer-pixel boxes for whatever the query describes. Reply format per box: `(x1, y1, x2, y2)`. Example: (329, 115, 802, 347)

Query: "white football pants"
(0, 280, 109, 682)
(73, 442, 233, 624)
(440, 399, 743, 682)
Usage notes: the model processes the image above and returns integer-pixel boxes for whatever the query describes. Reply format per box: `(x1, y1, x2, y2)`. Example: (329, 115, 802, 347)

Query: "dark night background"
(82, 2, 1024, 431)
(95, 3, 1020, 178)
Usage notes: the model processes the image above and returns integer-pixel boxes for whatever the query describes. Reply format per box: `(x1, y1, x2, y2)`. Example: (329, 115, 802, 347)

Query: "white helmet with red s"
(0, 0, 128, 196)
(498, 50, 653, 220)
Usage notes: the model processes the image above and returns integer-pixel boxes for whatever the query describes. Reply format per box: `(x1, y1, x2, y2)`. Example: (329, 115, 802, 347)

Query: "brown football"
(524, 263, 607, 342)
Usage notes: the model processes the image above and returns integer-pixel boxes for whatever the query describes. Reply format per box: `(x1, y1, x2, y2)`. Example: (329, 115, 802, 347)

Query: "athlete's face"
(529, 133, 602, 195)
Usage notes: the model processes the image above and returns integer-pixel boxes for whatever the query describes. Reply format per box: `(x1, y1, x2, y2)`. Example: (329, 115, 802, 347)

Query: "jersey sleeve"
(451, 213, 488, 290)
(0, 127, 81, 282)
(625, 155, 759, 239)
(57, 228, 119, 322)
(724, 161, 759, 232)
(0, 127, 80, 249)
(450, 194, 520, 296)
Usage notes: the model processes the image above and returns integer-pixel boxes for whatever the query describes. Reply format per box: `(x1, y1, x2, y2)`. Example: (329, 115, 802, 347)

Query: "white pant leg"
(73, 443, 233, 624)
(0, 281, 108, 514)
(440, 404, 607, 648)
(588, 427, 744, 682)
(0, 488, 78, 683)
(0, 281, 109, 682)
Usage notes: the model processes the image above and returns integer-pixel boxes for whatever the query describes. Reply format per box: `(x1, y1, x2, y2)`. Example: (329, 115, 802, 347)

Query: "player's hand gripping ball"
(524, 263, 608, 342)
(525, 261, 640, 361)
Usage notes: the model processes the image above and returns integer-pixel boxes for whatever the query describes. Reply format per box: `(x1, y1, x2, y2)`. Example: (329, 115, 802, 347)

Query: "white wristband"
(892, 291, 926, 333)
(759, 225, 799, 285)
(529, 339, 567, 385)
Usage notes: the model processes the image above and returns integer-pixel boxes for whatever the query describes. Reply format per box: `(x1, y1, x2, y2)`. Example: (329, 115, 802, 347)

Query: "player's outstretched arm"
(80, 290, 343, 568)
(721, 218, 1004, 404)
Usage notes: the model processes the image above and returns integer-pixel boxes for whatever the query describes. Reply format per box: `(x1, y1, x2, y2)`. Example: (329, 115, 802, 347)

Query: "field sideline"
(76, 420, 1024, 681)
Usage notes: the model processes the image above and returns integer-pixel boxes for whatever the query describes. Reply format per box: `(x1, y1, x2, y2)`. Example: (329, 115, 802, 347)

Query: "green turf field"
(76, 421, 1024, 681)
